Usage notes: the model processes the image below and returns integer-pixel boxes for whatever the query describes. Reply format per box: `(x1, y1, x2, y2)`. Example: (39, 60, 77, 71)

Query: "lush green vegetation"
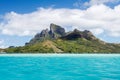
(5, 38, 120, 53)
(5, 42, 54, 53)
(53, 38, 120, 53)
(4, 23, 120, 53)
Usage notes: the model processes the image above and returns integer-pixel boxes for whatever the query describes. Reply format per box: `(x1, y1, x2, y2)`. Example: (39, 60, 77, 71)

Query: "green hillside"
(5, 23, 120, 53)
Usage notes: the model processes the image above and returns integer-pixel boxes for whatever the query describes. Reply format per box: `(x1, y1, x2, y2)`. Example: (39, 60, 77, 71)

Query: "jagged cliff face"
(49, 23, 66, 39)
(61, 29, 97, 40)
(26, 23, 101, 45)
(26, 23, 66, 45)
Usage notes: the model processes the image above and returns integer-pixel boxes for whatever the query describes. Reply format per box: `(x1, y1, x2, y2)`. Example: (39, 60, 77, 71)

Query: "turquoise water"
(0, 54, 120, 80)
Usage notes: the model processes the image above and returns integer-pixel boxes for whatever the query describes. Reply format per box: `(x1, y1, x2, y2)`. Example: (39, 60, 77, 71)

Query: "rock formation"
(26, 23, 66, 45)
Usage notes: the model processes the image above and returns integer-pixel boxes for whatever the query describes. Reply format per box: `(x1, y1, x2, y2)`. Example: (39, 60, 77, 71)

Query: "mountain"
(26, 23, 65, 45)
(5, 23, 120, 53)
(61, 29, 97, 40)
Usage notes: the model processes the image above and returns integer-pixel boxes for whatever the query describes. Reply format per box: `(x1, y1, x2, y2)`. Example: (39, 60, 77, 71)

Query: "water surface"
(0, 54, 120, 80)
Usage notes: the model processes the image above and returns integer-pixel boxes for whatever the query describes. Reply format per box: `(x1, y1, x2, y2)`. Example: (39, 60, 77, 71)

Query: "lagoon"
(0, 54, 120, 80)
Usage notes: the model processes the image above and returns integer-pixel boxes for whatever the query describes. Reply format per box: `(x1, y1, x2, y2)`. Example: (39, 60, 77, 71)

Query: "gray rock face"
(26, 23, 98, 45)
(82, 30, 97, 40)
(35, 29, 49, 38)
(61, 29, 83, 40)
(49, 23, 65, 39)
(26, 23, 66, 45)
(61, 29, 97, 40)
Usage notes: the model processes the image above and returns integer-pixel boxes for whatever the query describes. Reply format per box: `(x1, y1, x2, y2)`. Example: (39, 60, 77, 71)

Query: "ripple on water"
(0, 54, 120, 80)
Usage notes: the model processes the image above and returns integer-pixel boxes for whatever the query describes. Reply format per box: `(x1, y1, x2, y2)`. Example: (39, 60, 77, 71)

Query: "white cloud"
(73, 0, 83, 8)
(0, 39, 7, 48)
(0, 4, 120, 37)
(73, 0, 120, 8)
(84, 0, 120, 6)
(0, 40, 4, 44)
(90, 28, 104, 35)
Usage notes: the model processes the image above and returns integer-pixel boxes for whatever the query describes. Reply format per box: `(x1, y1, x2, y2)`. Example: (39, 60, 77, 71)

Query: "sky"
(0, 0, 120, 48)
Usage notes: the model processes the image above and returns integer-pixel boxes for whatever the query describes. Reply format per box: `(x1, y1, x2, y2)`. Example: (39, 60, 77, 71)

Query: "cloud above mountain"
(0, 4, 120, 37)
(74, 0, 120, 7)
(84, 0, 120, 6)
(0, 39, 6, 48)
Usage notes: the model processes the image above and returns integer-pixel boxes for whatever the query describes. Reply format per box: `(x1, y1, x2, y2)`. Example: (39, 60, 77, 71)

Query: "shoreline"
(0, 53, 120, 57)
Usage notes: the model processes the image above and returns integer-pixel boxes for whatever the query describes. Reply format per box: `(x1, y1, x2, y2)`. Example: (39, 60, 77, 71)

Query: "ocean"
(0, 54, 120, 80)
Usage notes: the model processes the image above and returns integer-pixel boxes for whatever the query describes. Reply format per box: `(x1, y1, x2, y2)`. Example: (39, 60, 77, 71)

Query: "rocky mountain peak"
(61, 29, 83, 40)
(83, 30, 93, 36)
(73, 29, 81, 33)
(26, 23, 99, 45)
(49, 23, 65, 36)
(35, 28, 49, 38)
(26, 23, 66, 45)
(61, 29, 97, 40)
(82, 30, 97, 40)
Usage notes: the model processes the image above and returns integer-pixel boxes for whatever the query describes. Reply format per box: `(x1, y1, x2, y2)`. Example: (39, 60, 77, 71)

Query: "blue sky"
(0, 0, 85, 14)
(0, 0, 120, 48)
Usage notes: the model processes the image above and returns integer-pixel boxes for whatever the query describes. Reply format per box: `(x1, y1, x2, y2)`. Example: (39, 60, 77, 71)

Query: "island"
(2, 23, 120, 53)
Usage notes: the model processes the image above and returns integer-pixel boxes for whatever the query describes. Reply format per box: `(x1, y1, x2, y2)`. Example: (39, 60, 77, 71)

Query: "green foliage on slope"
(5, 38, 120, 53)
(53, 38, 120, 53)
(5, 42, 54, 53)
(4, 23, 120, 53)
